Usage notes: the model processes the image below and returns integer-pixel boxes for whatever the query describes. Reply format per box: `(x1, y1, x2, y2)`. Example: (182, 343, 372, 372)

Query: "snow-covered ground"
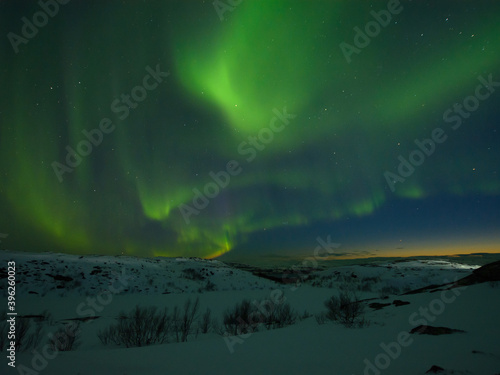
(1, 250, 499, 375)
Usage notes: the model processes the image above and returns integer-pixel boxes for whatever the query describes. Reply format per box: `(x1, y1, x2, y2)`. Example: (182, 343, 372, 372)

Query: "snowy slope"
(1, 250, 499, 375)
(0, 250, 281, 297)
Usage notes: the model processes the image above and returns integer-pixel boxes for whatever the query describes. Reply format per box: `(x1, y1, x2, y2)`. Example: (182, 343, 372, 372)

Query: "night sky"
(1, 1, 499, 261)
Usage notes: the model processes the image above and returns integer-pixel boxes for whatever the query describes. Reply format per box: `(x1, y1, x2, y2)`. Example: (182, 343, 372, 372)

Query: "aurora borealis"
(0, 1, 499, 260)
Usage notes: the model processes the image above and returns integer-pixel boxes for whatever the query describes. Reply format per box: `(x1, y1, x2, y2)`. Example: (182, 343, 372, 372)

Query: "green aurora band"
(1, 1, 499, 258)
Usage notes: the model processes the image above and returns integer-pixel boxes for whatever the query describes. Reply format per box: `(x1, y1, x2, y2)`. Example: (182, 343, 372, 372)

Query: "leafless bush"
(378, 284, 401, 298)
(198, 279, 217, 293)
(15, 318, 31, 351)
(222, 296, 297, 335)
(36, 310, 54, 326)
(263, 302, 297, 330)
(0, 314, 48, 352)
(315, 312, 327, 325)
(359, 276, 379, 292)
(359, 282, 373, 292)
(339, 280, 358, 293)
(171, 297, 200, 342)
(182, 268, 205, 281)
(14, 317, 46, 352)
(222, 299, 257, 336)
(324, 291, 365, 328)
(170, 306, 181, 343)
(97, 306, 170, 348)
(204, 280, 217, 291)
(212, 318, 224, 336)
(48, 322, 80, 351)
(199, 308, 212, 334)
(362, 276, 381, 283)
(300, 310, 312, 320)
(180, 297, 199, 342)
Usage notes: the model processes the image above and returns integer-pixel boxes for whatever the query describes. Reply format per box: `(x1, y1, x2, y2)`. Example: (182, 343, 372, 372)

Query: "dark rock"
(393, 299, 410, 306)
(453, 260, 500, 287)
(473, 260, 500, 281)
(369, 302, 391, 310)
(403, 284, 443, 295)
(63, 316, 99, 322)
(410, 325, 465, 335)
(46, 274, 73, 282)
(426, 365, 445, 373)
(403, 261, 500, 296)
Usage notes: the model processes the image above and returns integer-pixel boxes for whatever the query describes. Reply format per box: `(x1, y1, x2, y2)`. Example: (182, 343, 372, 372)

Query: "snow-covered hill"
(1, 250, 499, 375)
(0, 250, 281, 297)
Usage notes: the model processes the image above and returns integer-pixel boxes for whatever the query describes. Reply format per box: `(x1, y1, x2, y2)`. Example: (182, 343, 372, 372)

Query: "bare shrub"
(1, 311, 53, 352)
(222, 296, 297, 335)
(315, 312, 327, 325)
(339, 279, 358, 293)
(182, 268, 205, 281)
(263, 302, 297, 329)
(212, 318, 224, 336)
(204, 280, 216, 291)
(37, 310, 54, 326)
(359, 276, 379, 292)
(170, 306, 181, 343)
(359, 282, 373, 292)
(222, 299, 257, 336)
(200, 308, 212, 334)
(197, 279, 217, 293)
(170, 297, 200, 342)
(15, 317, 31, 351)
(97, 306, 170, 348)
(48, 322, 80, 351)
(362, 276, 381, 283)
(300, 310, 312, 320)
(180, 297, 199, 342)
(378, 284, 401, 298)
(0, 314, 48, 352)
(15, 317, 46, 352)
(324, 291, 365, 328)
